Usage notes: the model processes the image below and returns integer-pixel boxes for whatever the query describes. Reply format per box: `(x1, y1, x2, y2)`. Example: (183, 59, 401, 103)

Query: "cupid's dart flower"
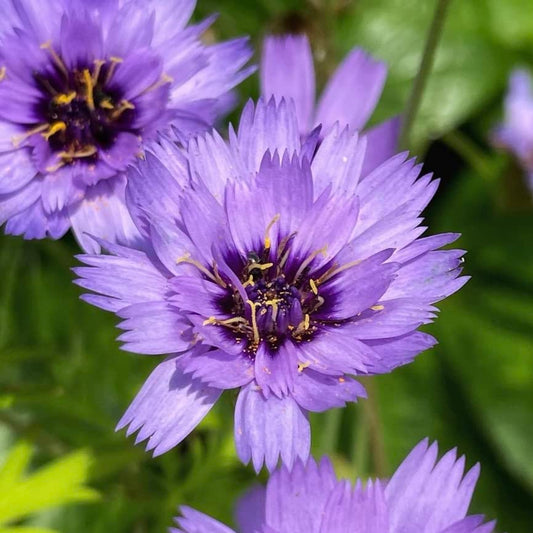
(171, 439, 496, 533)
(492, 68, 533, 194)
(75, 98, 467, 471)
(261, 34, 399, 176)
(0, 0, 253, 251)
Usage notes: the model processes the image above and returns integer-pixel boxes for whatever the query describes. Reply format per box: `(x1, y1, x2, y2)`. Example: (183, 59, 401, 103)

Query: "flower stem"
(399, 0, 452, 150)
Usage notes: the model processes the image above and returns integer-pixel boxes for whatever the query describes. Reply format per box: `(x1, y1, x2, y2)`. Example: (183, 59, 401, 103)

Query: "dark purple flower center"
(200, 233, 330, 354)
(29, 45, 139, 170)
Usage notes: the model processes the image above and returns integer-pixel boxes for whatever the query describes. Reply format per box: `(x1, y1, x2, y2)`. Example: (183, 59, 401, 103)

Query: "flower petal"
(234, 382, 310, 472)
(117, 357, 222, 456)
(315, 48, 387, 132)
(173, 506, 236, 533)
(260, 35, 315, 132)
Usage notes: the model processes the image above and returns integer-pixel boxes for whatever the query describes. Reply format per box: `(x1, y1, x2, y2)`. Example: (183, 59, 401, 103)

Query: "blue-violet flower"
(0, 0, 253, 251)
(75, 98, 468, 471)
(172, 439, 496, 533)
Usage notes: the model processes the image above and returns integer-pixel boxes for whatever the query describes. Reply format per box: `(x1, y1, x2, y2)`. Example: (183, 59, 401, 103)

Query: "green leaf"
(335, 0, 515, 150)
(0, 528, 57, 533)
(0, 443, 99, 526)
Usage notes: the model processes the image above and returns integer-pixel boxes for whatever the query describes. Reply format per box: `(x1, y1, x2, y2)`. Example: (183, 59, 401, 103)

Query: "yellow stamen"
(59, 146, 98, 159)
(265, 298, 282, 322)
(242, 275, 254, 288)
(203, 316, 248, 328)
(40, 41, 68, 78)
(45, 160, 66, 173)
(99, 97, 114, 109)
(82, 69, 95, 110)
(371, 304, 384, 311)
(111, 100, 135, 120)
(12, 124, 49, 147)
(304, 313, 310, 330)
(309, 279, 318, 295)
(251, 262, 273, 271)
(105, 56, 123, 84)
(176, 253, 226, 288)
(293, 245, 328, 282)
(297, 361, 310, 372)
(139, 73, 174, 96)
(53, 91, 77, 105)
(0, 66, 6, 82)
(92, 59, 106, 84)
(212, 261, 227, 288)
(247, 300, 260, 347)
(42, 121, 66, 140)
(264, 213, 280, 250)
(316, 258, 362, 285)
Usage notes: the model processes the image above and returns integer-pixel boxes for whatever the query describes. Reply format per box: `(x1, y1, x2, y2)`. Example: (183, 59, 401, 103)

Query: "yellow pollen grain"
(371, 305, 384, 311)
(0, 66, 6, 82)
(203, 316, 217, 326)
(309, 279, 318, 295)
(54, 91, 77, 105)
(338, 377, 345, 383)
(42, 121, 66, 140)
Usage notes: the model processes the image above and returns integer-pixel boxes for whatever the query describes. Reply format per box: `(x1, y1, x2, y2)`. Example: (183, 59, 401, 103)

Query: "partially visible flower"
(261, 34, 399, 176)
(493, 68, 533, 193)
(75, 98, 467, 471)
(171, 439, 496, 533)
(0, 0, 253, 251)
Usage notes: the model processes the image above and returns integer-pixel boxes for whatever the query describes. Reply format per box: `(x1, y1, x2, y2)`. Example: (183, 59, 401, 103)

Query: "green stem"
(442, 130, 495, 182)
(399, 0, 452, 150)
(319, 408, 342, 455)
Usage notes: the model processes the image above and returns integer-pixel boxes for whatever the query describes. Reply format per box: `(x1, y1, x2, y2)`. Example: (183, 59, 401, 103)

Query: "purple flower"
(75, 98, 467, 471)
(171, 439, 496, 533)
(0, 0, 253, 251)
(493, 69, 533, 193)
(261, 34, 400, 176)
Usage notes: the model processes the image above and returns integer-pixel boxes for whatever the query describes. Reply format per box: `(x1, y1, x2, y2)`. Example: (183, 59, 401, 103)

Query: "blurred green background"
(1, 0, 533, 531)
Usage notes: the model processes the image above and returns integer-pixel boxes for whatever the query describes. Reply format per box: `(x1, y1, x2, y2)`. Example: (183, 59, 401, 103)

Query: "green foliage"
(0, 441, 97, 531)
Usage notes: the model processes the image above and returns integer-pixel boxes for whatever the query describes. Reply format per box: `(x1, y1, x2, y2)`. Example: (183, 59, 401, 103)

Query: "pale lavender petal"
(261, 35, 315, 132)
(0, 148, 36, 194)
(386, 439, 481, 533)
(264, 457, 337, 533)
(69, 176, 144, 254)
(361, 116, 401, 178)
(117, 357, 222, 456)
(173, 506, 236, 533)
(315, 48, 387, 132)
(235, 383, 310, 472)
(116, 301, 191, 355)
(292, 369, 366, 412)
(183, 348, 254, 389)
(235, 485, 266, 533)
(234, 98, 301, 173)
